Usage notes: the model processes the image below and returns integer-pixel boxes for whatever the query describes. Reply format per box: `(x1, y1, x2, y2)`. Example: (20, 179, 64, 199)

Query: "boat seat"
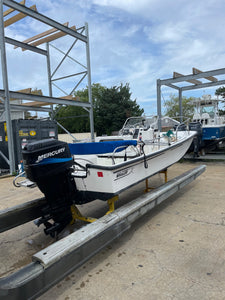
(202, 113, 210, 119)
(201, 113, 210, 125)
(133, 128, 139, 139)
(68, 140, 137, 155)
(193, 113, 201, 122)
(75, 154, 98, 165)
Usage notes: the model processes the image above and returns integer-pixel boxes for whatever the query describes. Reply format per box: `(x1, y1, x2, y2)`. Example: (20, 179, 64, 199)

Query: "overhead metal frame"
(0, 0, 95, 173)
(157, 67, 225, 130)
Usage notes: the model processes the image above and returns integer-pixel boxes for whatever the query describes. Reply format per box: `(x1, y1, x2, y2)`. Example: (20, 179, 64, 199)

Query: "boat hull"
(202, 125, 225, 141)
(75, 132, 195, 200)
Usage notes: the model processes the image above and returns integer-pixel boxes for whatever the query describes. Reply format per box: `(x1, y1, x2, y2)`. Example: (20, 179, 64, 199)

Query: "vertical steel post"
(157, 79, 162, 131)
(85, 22, 95, 141)
(179, 88, 183, 123)
(46, 42, 54, 120)
(0, 0, 15, 173)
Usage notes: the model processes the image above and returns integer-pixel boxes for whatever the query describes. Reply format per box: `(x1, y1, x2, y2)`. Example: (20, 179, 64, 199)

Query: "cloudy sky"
(2, 0, 225, 115)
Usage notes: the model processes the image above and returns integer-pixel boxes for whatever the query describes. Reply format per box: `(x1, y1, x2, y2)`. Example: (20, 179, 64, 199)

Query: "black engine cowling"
(22, 139, 77, 237)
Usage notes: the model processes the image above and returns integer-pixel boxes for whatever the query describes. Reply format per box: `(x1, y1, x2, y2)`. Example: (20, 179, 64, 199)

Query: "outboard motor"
(22, 139, 77, 237)
(188, 122, 203, 156)
(174, 123, 187, 131)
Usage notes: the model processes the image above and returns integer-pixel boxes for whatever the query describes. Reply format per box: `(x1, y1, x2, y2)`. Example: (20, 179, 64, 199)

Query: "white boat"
(95, 115, 180, 142)
(15, 121, 195, 236)
(70, 127, 195, 201)
(190, 95, 225, 148)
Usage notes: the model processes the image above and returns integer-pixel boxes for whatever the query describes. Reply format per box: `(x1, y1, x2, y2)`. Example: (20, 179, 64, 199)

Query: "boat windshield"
(119, 116, 158, 135)
(200, 105, 215, 118)
(124, 117, 145, 128)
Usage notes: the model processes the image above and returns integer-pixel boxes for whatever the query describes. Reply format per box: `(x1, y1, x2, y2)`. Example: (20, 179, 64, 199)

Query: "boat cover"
(68, 140, 137, 155)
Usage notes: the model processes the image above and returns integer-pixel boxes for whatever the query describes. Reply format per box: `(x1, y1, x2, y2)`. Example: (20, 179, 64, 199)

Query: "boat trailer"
(0, 165, 205, 299)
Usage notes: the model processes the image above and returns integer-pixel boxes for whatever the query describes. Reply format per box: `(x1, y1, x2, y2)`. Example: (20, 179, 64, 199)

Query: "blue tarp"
(68, 140, 137, 155)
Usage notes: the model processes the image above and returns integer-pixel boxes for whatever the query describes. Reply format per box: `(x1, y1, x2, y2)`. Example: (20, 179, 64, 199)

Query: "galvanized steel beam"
(157, 68, 225, 127)
(0, 103, 52, 112)
(0, 165, 206, 299)
(0, 90, 91, 108)
(160, 68, 225, 85)
(156, 79, 162, 130)
(51, 71, 87, 82)
(3, 0, 87, 42)
(5, 37, 47, 55)
(0, 150, 9, 165)
(192, 67, 218, 82)
(181, 79, 225, 91)
(50, 28, 86, 79)
(179, 88, 182, 122)
(1, 1, 94, 175)
(0, 0, 15, 174)
(70, 73, 87, 95)
(46, 42, 53, 118)
(85, 23, 95, 141)
(56, 121, 78, 142)
(164, 83, 180, 90)
(173, 71, 202, 85)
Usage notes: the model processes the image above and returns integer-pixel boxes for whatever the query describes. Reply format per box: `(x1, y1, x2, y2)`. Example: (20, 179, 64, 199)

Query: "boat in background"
(95, 115, 180, 142)
(189, 95, 225, 154)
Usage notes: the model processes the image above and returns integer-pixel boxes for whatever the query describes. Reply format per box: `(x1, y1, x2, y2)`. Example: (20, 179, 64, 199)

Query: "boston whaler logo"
(36, 147, 65, 163)
(115, 167, 133, 180)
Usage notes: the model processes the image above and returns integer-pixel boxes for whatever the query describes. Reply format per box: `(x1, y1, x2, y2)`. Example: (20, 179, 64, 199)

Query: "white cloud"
(123, 25, 141, 38)
(92, 0, 157, 17)
(2, 0, 225, 116)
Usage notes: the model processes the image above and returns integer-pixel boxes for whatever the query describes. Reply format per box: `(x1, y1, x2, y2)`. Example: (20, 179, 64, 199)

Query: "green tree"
(163, 95, 195, 121)
(54, 83, 144, 135)
(75, 83, 105, 103)
(54, 83, 106, 133)
(94, 83, 144, 135)
(54, 105, 90, 134)
(215, 86, 225, 99)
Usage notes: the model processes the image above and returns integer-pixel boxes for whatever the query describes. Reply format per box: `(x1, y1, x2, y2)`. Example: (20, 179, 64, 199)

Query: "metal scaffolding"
(0, 0, 94, 173)
(157, 67, 225, 129)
